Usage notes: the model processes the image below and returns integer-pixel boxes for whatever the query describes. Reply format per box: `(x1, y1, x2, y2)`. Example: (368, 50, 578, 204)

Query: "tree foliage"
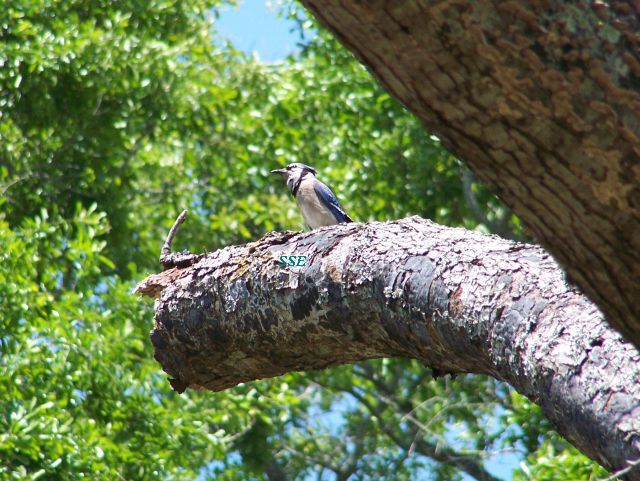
(0, 1, 609, 480)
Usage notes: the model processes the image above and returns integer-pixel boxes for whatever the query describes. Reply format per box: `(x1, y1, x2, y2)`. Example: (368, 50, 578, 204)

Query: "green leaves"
(0, 0, 225, 274)
(515, 439, 608, 481)
(0, 209, 232, 481)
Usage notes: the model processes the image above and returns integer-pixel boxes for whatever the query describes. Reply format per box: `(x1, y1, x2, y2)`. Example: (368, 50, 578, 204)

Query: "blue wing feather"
(313, 181, 353, 223)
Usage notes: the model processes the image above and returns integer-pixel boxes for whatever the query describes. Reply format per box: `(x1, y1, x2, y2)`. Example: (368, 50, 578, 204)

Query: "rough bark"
(296, 0, 640, 349)
(135, 217, 640, 478)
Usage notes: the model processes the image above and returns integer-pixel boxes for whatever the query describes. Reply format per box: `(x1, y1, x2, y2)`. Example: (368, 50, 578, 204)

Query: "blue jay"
(271, 163, 353, 229)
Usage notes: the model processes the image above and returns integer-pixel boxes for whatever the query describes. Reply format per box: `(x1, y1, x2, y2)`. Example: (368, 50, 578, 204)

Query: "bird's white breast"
(296, 178, 338, 229)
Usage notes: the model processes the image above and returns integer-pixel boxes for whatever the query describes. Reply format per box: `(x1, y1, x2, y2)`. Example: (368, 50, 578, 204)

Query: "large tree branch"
(297, 0, 640, 349)
(135, 217, 640, 478)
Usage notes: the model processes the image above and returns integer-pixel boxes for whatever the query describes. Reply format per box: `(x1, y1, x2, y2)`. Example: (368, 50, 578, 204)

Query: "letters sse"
(278, 255, 307, 267)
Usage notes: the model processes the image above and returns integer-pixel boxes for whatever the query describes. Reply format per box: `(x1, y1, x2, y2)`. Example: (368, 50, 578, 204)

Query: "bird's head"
(271, 163, 317, 192)
(271, 162, 317, 178)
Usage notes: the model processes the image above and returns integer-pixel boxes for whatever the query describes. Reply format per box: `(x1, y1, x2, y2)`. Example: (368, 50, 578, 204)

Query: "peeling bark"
(135, 217, 640, 478)
(297, 0, 640, 348)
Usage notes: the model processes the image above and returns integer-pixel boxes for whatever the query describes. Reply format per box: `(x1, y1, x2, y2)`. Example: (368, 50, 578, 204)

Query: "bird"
(271, 163, 353, 229)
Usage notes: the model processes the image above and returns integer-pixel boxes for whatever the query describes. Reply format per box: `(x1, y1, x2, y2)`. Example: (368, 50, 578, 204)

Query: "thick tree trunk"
(297, 0, 640, 348)
(135, 218, 640, 479)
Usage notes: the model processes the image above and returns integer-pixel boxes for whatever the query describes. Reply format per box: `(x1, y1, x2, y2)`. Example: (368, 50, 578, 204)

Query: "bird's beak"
(271, 168, 286, 175)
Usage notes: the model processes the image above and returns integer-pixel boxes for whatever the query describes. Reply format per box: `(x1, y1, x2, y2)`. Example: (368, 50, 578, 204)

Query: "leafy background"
(0, 1, 607, 480)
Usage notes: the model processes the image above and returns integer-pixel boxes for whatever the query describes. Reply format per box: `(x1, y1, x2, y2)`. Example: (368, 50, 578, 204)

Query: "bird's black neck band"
(291, 173, 306, 196)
